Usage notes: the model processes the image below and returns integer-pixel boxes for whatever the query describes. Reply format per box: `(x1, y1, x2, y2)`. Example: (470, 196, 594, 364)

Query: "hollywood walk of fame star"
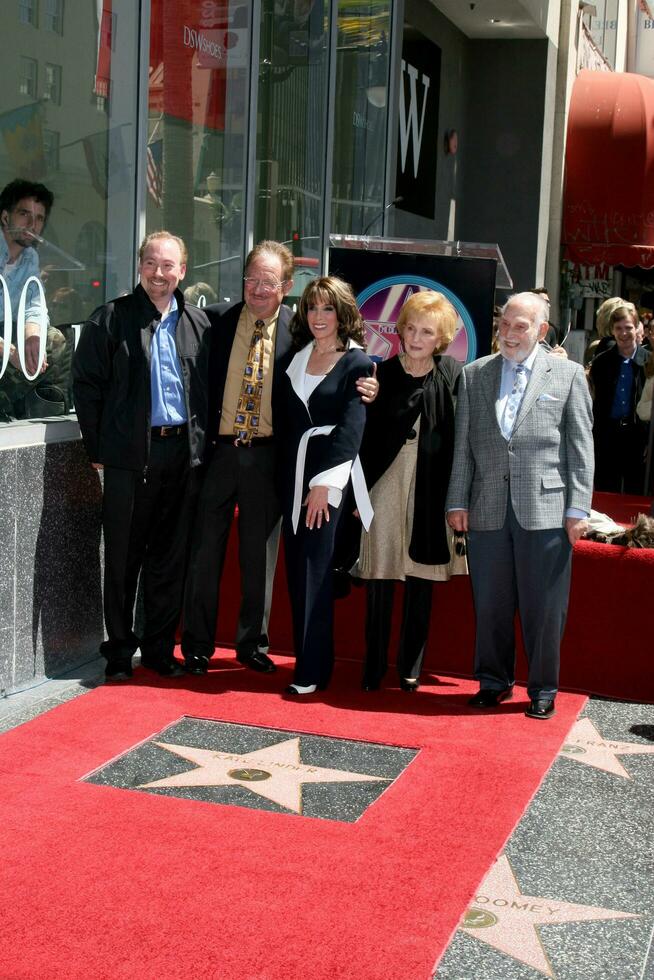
(139, 737, 389, 814)
(458, 854, 638, 978)
(558, 717, 654, 779)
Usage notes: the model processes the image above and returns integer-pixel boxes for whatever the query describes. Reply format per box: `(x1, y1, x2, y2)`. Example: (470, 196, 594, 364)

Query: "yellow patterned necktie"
(233, 318, 265, 444)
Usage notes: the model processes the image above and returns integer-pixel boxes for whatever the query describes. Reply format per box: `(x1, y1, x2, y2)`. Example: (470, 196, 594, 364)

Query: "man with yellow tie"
(182, 240, 377, 676)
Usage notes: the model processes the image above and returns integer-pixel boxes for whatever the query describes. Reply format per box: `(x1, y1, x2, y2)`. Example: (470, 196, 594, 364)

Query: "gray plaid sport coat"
(445, 346, 594, 531)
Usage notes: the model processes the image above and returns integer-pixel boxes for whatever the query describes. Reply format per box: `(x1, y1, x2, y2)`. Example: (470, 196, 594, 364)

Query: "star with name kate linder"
(558, 717, 654, 778)
(459, 854, 638, 978)
(138, 737, 388, 814)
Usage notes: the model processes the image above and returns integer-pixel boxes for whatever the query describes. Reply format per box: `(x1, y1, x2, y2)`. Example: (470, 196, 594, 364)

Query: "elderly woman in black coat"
(355, 290, 466, 692)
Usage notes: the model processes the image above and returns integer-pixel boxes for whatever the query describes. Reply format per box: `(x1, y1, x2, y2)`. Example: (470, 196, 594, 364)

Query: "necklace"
(400, 352, 433, 377)
(312, 341, 340, 354)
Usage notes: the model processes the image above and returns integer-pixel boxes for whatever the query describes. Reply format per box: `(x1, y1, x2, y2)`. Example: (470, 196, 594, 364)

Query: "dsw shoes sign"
(395, 34, 441, 220)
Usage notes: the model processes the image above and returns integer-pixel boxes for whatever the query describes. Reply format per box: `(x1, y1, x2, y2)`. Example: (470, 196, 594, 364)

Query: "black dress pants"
(363, 577, 433, 685)
(182, 442, 280, 660)
(283, 503, 344, 689)
(102, 432, 197, 666)
(593, 419, 647, 494)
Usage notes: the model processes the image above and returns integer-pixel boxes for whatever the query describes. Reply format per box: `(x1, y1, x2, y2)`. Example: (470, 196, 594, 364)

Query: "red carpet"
(0, 657, 585, 979)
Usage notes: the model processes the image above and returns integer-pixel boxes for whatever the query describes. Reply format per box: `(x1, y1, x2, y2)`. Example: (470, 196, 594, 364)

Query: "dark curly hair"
(290, 276, 366, 350)
(0, 179, 54, 222)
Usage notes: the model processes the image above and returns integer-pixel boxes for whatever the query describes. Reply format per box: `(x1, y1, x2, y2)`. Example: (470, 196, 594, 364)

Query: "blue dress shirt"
(150, 296, 187, 425)
(0, 236, 48, 330)
(609, 357, 634, 420)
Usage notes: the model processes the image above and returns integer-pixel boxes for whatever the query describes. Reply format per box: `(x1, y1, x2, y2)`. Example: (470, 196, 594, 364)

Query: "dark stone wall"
(0, 438, 104, 695)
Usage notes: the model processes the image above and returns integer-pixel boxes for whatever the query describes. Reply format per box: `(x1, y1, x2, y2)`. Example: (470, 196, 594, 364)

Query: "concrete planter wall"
(0, 431, 104, 696)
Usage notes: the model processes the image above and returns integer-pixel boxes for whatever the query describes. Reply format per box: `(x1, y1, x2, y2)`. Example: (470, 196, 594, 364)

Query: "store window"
(331, 1, 391, 236)
(0, 1, 139, 427)
(255, 0, 329, 296)
(147, 0, 252, 306)
(44, 0, 64, 35)
(589, 0, 618, 69)
(43, 129, 60, 171)
(44, 64, 62, 105)
(19, 57, 38, 98)
(18, 0, 38, 28)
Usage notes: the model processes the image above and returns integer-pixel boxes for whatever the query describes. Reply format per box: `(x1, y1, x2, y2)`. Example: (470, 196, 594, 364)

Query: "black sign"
(395, 34, 441, 220)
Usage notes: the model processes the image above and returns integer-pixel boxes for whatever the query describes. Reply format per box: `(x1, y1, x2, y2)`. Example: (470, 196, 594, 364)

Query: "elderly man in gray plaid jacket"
(446, 292, 594, 720)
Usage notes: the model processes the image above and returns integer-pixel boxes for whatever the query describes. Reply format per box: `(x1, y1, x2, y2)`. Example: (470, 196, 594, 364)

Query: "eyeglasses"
(243, 276, 285, 292)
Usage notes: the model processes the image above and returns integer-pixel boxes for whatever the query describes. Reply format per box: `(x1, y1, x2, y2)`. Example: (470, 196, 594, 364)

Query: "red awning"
(563, 69, 654, 269)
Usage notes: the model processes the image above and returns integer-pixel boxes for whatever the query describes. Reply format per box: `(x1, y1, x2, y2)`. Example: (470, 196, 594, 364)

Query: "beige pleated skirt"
(356, 422, 468, 582)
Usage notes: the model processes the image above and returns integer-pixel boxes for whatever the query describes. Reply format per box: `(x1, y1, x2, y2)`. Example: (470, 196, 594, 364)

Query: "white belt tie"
(291, 425, 373, 534)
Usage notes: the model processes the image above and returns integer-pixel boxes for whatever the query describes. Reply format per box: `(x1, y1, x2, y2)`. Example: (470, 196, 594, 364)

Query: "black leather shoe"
(237, 649, 276, 673)
(140, 656, 184, 677)
(361, 679, 380, 692)
(525, 698, 556, 720)
(400, 677, 420, 692)
(468, 686, 514, 708)
(183, 654, 209, 676)
(104, 660, 133, 681)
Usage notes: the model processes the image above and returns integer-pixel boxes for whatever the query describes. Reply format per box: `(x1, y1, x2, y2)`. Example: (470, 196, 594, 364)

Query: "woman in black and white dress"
(279, 276, 373, 694)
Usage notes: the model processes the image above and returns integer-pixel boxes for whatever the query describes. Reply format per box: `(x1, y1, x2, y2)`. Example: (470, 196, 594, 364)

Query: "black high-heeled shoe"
(399, 677, 419, 692)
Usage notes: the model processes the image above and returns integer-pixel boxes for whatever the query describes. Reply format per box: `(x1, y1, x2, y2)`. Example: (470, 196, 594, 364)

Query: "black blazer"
(73, 285, 211, 471)
(279, 345, 373, 503)
(203, 300, 294, 448)
(589, 343, 649, 429)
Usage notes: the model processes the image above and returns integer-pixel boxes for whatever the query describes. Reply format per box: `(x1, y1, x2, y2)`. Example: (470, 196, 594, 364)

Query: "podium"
(328, 236, 512, 363)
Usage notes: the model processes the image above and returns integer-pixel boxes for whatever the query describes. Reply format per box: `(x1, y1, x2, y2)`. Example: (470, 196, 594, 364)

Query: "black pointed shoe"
(468, 686, 514, 708)
(525, 698, 556, 720)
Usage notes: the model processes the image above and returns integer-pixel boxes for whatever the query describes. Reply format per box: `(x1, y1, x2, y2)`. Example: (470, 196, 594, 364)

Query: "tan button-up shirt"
(219, 305, 278, 437)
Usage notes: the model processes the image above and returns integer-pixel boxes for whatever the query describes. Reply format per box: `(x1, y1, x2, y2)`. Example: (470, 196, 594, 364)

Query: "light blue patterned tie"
(501, 363, 527, 439)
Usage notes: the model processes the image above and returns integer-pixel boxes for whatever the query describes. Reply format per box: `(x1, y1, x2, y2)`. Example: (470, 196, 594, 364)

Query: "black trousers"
(182, 442, 280, 660)
(593, 419, 647, 494)
(283, 503, 344, 689)
(363, 577, 433, 684)
(102, 432, 197, 665)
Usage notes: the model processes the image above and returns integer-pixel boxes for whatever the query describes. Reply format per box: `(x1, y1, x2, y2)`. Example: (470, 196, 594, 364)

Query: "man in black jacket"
(181, 241, 378, 676)
(589, 305, 649, 494)
(181, 241, 295, 676)
(73, 231, 211, 680)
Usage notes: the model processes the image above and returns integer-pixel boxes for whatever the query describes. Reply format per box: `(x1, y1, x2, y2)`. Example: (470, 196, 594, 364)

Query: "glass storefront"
(331, 2, 391, 236)
(254, 0, 329, 301)
(147, 0, 252, 307)
(1, 0, 393, 429)
(0, 0, 140, 424)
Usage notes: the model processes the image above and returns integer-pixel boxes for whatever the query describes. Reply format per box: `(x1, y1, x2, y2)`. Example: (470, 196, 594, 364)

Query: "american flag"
(146, 139, 163, 208)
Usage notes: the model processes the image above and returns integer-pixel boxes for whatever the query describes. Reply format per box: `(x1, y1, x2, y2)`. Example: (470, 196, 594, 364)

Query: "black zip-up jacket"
(72, 284, 211, 471)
